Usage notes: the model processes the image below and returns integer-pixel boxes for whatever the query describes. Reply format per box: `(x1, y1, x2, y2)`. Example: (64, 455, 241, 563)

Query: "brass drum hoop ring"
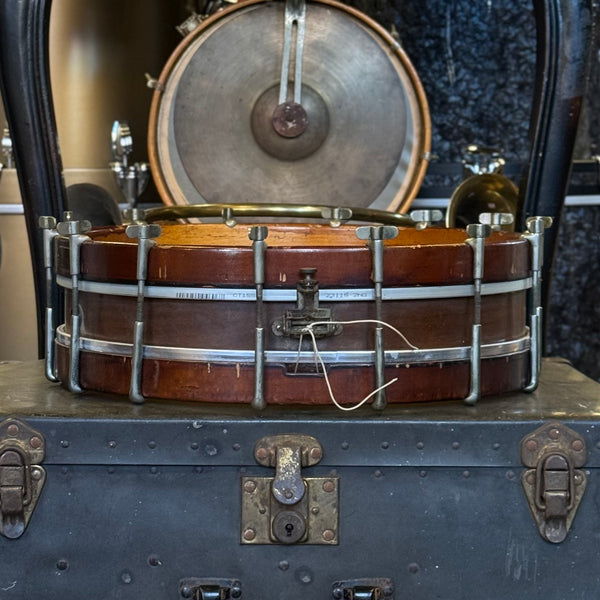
(147, 0, 431, 214)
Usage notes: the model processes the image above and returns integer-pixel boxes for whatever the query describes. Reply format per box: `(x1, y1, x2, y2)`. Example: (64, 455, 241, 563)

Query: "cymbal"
(148, 0, 430, 213)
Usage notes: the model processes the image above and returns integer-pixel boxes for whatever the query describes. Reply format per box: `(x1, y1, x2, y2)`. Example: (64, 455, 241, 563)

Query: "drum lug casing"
(521, 422, 587, 544)
(241, 434, 339, 545)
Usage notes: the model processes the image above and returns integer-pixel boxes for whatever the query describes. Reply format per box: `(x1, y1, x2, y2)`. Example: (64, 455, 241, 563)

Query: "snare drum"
(51, 218, 538, 406)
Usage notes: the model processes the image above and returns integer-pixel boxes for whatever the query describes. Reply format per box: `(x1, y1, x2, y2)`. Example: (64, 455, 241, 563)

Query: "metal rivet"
(311, 506, 320, 515)
(322, 480, 335, 493)
(383, 584, 394, 596)
(255, 446, 269, 460)
(181, 585, 193, 598)
(506, 470, 516, 480)
(259, 507, 267, 514)
(232, 443, 241, 451)
(56, 559, 69, 571)
(190, 442, 199, 451)
(525, 439, 537, 451)
(572, 440, 584, 452)
(148, 441, 157, 449)
(309, 447, 322, 460)
(31, 468, 43, 481)
(416, 441, 424, 450)
(419, 470, 427, 478)
(60, 440, 70, 448)
(231, 583, 242, 599)
(147, 555, 161, 567)
(408, 562, 420, 574)
(108, 440, 117, 449)
(381, 441, 389, 450)
(374, 470, 383, 478)
(150, 466, 158, 474)
(278, 560, 290, 571)
(30, 436, 43, 449)
(284, 489, 294, 499)
(244, 480, 257, 494)
(549, 428, 561, 440)
(195, 466, 204, 474)
(452, 441, 460, 450)
(462, 470, 470, 478)
(322, 529, 335, 542)
(341, 441, 349, 450)
(243, 528, 256, 541)
(333, 587, 343, 599)
(525, 471, 535, 485)
(492, 443, 501, 450)
(7, 424, 19, 436)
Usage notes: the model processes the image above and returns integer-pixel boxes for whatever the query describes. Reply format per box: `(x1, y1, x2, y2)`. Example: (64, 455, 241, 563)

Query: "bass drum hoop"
(147, 0, 431, 213)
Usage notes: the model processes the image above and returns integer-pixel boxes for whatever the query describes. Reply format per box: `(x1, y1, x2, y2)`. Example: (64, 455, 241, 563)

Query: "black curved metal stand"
(0, 0, 66, 358)
(522, 0, 593, 325)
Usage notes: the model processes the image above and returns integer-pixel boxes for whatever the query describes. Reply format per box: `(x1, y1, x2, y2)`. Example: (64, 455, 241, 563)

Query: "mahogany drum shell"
(55, 224, 532, 405)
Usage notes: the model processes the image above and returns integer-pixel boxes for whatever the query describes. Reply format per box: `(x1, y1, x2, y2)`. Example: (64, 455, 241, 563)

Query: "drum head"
(148, 0, 430, 213)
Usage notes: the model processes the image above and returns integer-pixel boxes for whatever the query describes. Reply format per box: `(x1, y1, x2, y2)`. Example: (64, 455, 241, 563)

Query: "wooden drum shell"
(54, 224, 532, 405)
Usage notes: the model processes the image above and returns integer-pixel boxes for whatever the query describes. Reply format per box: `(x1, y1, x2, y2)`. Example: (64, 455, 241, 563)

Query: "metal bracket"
(332, 578, 395, 599)
(179, 578, 242, 600)
(241, 434, 338, 545)
(0, 419, 46, 539)
(272, 268, 341, 339)
(521, 422, 587, 543)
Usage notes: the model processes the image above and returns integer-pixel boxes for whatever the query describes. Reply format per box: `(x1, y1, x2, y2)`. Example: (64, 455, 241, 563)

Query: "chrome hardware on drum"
(42, 209, 551, 408)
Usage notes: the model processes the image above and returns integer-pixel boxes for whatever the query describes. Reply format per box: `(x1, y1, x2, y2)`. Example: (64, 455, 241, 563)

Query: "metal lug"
(179, 578, 242, 600)
(272, 268, 341, 339)
(521, 422, 587, 543)
(332, 578, 395, 600)
(409, 209, 443, 229)
(242, 434, 338, 545)
(0, 419, 46, 539)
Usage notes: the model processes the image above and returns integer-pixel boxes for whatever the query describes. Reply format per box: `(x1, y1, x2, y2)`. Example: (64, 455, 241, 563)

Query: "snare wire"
(300, 319, 419, 411)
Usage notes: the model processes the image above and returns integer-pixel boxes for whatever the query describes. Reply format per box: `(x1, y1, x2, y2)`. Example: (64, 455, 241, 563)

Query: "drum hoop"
(147, 0, 431, 213)
(56, 326, 530, 365)
(56, 274, 532, 301)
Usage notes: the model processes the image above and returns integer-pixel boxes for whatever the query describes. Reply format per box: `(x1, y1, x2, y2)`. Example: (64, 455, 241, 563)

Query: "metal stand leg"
(39, 216, 58, 382)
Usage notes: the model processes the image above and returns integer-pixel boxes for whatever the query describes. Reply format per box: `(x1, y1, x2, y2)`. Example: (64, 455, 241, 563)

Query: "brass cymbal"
(148, 0, 430, 213)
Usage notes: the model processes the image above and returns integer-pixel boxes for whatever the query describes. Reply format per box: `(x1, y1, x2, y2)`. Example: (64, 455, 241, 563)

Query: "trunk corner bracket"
(0, 418, 46, 539)
(520, 421, 587, 544)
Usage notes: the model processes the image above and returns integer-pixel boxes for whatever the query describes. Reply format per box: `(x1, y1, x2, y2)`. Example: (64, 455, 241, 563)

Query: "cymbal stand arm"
(250, 226, 269, 410)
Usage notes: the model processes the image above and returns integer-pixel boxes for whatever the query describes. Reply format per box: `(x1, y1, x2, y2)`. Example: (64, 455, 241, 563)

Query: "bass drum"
(148, 0, 430, 213)
(54, 221, 532, 406)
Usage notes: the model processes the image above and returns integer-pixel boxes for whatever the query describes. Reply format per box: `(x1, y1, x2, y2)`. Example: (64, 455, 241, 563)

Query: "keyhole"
(285, 523, 294, 537)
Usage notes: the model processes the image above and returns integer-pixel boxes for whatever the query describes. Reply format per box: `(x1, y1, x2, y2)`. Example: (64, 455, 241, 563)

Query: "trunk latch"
(521, 422, 587, 543)
(0, 418, 46, 539)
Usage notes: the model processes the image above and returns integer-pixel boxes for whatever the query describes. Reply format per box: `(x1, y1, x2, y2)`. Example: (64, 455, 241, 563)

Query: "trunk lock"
(241, 434, 338, 545)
